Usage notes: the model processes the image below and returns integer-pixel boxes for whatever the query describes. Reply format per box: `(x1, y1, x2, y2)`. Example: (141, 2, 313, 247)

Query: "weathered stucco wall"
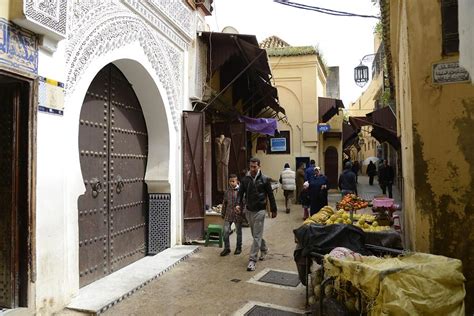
(392, 0, 474, 309)
(0, 0, 22, 20)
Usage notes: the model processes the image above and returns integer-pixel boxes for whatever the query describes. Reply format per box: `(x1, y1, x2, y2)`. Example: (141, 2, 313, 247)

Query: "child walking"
(220, 174, 243, 256)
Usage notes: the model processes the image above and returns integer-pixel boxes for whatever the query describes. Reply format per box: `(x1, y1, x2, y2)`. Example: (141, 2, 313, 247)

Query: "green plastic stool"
(205, 224, 223, 247)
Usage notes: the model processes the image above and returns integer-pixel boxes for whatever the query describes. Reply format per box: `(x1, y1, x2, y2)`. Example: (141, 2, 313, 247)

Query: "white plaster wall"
(35, 42, 68, 314)
(459, 0, 474, 81)
(34, 40, 182, 314)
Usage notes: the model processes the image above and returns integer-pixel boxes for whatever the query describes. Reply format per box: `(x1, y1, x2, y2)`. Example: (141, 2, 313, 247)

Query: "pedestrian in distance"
(295, 162, 306, 205)
(378, 159, 395, 198)
(352, 160, 360, 183)
(366, 160, 377, 185)
(279, 163, 296, 213)
(308, 167, 329, 216)
(220, 174, 243, 256)
(236, 157, 277, 272)
(338, 161, 358, 197)
(304, 159, 316, 182)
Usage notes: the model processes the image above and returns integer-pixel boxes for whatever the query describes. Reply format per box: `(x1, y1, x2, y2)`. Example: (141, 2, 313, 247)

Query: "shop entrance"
(78, 64, 148, 287)
(0, 72, 32, 308)
(324, 146, 339, 189)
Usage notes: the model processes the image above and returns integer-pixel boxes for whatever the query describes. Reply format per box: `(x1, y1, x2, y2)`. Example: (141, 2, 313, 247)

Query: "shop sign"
(432, 61, 471, 84)
(270, 138, 286, 152)
(38, 76, 65, 115)
(317, 123, 331, 133)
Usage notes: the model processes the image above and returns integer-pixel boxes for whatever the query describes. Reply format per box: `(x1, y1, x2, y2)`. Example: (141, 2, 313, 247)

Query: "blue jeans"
(223, 220, 242, 250)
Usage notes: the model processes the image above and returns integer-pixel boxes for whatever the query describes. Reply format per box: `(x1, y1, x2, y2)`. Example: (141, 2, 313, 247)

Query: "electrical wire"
(273, 0, 380, 19)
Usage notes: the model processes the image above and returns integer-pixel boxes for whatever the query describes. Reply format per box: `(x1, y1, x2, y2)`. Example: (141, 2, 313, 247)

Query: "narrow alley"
(58, 175, 400, 316)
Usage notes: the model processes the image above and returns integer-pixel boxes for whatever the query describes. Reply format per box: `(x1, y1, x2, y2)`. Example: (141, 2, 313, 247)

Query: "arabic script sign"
(0, 18, 38, 74)
(433, 61, 470, 84)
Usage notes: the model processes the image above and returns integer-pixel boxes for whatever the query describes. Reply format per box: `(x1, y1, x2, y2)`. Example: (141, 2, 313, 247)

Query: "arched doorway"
(324, 146, 339, 189)
(77, 64, 148, 287)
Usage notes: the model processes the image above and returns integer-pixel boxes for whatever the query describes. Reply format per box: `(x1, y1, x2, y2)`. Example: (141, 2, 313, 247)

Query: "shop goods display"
(336, 194, 369, 211)
(321, 252, 466, 315)
(210, 204, 222, 213)
(303, 208, 391, 232)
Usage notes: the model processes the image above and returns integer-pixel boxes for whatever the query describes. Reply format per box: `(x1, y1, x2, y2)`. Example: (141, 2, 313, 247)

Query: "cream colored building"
(253, 36, 344, 195)
(384, 0, 473, 311)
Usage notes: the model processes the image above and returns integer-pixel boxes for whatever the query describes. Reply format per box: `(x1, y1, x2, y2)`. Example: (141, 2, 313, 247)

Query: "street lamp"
(354, 53, 376, 88)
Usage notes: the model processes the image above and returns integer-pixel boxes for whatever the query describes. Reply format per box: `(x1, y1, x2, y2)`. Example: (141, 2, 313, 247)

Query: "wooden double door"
(0, 75, 31, 308)
(78, 64, 148, 287)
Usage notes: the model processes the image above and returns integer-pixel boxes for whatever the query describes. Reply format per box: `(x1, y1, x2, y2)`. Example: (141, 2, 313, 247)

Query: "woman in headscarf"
(308, 167, 329, 216)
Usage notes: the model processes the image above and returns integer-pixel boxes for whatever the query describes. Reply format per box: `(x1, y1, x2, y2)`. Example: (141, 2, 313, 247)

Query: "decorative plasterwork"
(23, 0, 67, 38)
(123, 0, 194, 50)
(148, 0, 194, 37)
(67, 2, 185, 130)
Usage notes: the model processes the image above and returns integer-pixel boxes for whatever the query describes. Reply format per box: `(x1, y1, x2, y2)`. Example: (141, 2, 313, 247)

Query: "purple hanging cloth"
(238, 115, 278, 136)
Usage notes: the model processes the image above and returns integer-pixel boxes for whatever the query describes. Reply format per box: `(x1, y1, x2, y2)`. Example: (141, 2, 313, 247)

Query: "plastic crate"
(372, 197, 394, 208)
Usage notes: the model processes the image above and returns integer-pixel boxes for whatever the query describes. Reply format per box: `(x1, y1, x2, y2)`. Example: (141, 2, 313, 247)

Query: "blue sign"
(317, 124, 331, 133)
(270, 138, 287, 152)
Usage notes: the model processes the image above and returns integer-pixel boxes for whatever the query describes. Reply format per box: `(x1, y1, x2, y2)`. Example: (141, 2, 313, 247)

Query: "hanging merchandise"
(238, 115, 278, 136)
(215, 134, 231, 192)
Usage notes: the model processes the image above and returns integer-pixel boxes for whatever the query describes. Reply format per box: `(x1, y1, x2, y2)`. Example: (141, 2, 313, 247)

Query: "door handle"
(116, 175, 124, 194)
(91, 178, 102, 198)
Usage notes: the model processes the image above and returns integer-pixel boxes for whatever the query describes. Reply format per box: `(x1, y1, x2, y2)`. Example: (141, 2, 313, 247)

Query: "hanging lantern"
(354, 63, 369, 87)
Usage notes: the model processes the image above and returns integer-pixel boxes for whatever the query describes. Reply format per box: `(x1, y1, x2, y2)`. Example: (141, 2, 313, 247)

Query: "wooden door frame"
(182, 111, 205, 241)
(0, 67, 36, 308)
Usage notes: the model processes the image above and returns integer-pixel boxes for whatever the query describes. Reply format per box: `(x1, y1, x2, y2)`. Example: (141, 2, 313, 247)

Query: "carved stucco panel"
(66, 2, 186, 130)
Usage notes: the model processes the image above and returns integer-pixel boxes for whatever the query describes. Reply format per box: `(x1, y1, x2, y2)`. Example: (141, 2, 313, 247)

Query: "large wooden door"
(0, 84, 20, 308)
(211, 122, 247, 205)
(324, 146, 339, 189)
(78, 64, 148, 287)
(0, 79, 29, 308)
(182, 111, 205, 241)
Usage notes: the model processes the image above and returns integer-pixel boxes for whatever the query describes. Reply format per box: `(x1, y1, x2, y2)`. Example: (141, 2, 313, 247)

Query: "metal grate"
(258, 270, 300, 287)
(148, 193, 171, 255)
(244, 305, 303, 316)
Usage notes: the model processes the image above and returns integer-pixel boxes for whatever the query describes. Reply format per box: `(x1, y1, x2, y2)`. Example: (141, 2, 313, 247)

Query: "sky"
(205, 0, 380, 108)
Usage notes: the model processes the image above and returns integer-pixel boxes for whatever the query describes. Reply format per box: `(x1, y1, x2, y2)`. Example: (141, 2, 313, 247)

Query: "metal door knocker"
(91, 178, 102, 198)
(116, 175, 124, 194)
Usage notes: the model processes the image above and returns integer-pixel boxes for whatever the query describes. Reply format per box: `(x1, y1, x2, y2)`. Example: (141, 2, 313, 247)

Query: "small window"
(441, 0, 459, 55)
(267, 131, 290, 154)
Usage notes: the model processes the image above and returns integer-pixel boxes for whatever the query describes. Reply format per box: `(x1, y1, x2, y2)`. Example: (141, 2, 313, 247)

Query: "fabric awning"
(343, 120, 358, 149)
(318, 97, 344, 123)
(347, 106, 399, 149)
(349, 116, 373, 130)
(198, 31, 285, 116)
(366, 106, 397, 134)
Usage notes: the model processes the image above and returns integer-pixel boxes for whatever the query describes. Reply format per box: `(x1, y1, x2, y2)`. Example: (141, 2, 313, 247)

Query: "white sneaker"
(247, 261, 256, 271)
(259, 250, 267, 261)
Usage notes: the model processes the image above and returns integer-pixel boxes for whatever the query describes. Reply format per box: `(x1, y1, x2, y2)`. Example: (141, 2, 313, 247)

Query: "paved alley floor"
(58, 176, 401, 316)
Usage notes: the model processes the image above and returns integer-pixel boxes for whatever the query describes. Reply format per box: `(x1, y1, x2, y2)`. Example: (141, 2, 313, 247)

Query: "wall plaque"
(38, 76, 64, 115)
(433, 61, 471, 84)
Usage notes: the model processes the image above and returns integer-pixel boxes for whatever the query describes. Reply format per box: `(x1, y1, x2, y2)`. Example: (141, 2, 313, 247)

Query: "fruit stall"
(293, 192, 466, 315)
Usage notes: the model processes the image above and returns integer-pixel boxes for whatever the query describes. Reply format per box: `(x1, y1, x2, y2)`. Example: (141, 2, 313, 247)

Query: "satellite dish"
(222, 26, 239, 34)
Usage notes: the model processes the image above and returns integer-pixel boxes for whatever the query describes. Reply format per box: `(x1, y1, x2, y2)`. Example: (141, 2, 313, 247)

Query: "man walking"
(304, 159, 316, 181)
(236, 157, 277, 272)
(279, 163, 296, 213)
(366, 160, 377, 185)
(338, 161, 357, 196)
(379, 159, 395, 198)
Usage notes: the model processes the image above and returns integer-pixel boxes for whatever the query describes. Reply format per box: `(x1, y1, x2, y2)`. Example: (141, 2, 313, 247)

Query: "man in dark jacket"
(236, 157, 277, 271)
(366, 160, 377, 185)
(338, 161, 357, 196)
(304, 159, 316, 182)
(378, 159, 395, 198)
